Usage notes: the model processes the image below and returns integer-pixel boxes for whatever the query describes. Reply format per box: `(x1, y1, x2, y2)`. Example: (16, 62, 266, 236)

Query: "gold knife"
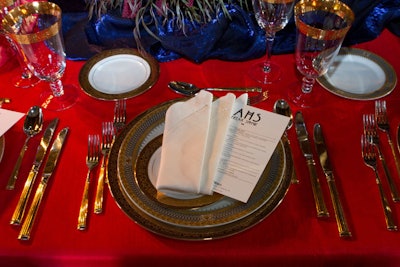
(294, 111, 329, 218)
(18, 127, 69, 241)
(10, 118, 59, 225)
(313, 123, 352, 238)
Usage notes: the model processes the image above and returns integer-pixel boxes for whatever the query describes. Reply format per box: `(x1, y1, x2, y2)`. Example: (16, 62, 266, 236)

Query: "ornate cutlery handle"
(306, 158, 329, 217)
(10, 167, 39, 225)
(18, 181, 46, 240)
(6, 140, 29, 190)
(94, 156, 107, 214)
(377, 146, 400, 202)
(326, 176, 352, 237)
(387, 135, 400, 182)
(77, 173, 90, 230)
(374, 171, 398, 231)
(206, 87, 262, 93)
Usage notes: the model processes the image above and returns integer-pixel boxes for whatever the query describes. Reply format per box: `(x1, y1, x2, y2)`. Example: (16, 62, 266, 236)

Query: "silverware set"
(295, 111, 351, 238)
(77, 99, 126, 230)
(361, 100, 400, 231)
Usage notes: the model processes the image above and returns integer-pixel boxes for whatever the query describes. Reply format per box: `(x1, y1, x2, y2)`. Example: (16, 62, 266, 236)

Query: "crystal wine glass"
(248, 0, 295, 84)
(289, 0, 354, 107)
(1, 1, 78, 110)
(0, 0, 40, 88)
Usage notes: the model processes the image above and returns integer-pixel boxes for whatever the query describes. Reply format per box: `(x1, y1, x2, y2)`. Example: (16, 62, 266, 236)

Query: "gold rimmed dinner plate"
(108, 99, 292, 240)
(0, 135, 4, 163)
(317, 48, 397, 100)
(79, 48, 159, 100)
(136, 135, 224, 208)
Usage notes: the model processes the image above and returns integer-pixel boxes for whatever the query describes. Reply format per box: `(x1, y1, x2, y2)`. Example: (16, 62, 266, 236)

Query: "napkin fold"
(155, 91, 248, 196)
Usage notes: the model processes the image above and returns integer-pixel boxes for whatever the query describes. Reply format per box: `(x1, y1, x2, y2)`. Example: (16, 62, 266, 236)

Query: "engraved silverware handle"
(387, 134, 400, 183)
(94, 156, 107, 214)
(374, 170, 398, 231)
(6, 139, 29, 190)
(377, 147, 400, 202)
(10, 167, 39, 225)
(18, 181, 46, 240)
(326, 176, 352, 237)
(306, 159, 329, 217)
(206, 87, 262, 93)
(77, 174, 90, 230)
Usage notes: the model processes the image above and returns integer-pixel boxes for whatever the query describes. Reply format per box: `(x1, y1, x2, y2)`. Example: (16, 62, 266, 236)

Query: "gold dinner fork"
(375, 100, 400, 180)
(363, 113, 400, 202)
(94, 122, 115, 214)
(247, 91, 269, 105)
(361, 134, 397, 231)
(77, 134, 100, 230)
(114, 99, 126, 133)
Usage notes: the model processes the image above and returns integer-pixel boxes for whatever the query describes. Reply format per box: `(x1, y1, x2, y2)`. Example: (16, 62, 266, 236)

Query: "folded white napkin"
(155, 91, 248, 196)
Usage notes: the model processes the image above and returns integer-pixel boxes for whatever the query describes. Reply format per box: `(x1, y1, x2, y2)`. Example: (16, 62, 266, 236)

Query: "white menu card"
(213, 104, 289, 203)
(0, 108, 24, 136)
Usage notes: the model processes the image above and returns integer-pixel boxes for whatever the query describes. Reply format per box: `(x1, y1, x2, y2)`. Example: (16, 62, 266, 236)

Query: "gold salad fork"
(77, 134, 100, 230)
(361, 134, 397, 231)
(114, 99, 126, 133)
(94, 122, 115, 214)
(375, 100, 400, 180)
(363, 114, 400, 202)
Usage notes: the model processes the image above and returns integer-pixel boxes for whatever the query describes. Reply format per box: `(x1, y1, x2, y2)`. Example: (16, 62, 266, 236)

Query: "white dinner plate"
(79, 48, 159, 100)
(317, 48, 397, 100)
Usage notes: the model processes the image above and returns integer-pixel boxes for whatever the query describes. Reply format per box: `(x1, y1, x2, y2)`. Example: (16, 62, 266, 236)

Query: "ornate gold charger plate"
(79, 48, 159, 100)
(108, 99, 292, 240)
(317, 48, 397, 100)
(0, 135, 4, 163)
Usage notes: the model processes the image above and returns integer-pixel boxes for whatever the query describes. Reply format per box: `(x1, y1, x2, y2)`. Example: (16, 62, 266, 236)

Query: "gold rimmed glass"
(0, 0, 40, 88)
(288, 0, 354, 107)
(248, 0, 295, 84)
(1, 1, 78, 110)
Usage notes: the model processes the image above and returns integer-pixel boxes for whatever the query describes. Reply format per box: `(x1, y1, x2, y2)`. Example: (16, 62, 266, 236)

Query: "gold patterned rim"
(0, 135, 4, 163)
(79, 48, 159, 100)
(1, 2, 61, 44)
(107, 99, 292, 240)
(294, 0, 354, 40)
(317, 48, 397, 100)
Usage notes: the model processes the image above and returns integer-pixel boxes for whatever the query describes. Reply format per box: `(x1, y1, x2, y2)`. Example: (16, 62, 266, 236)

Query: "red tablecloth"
(0, 29, 400, 266)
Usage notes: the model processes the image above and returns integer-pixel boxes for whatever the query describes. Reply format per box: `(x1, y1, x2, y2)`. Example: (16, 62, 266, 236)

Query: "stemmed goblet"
(289, 0, 354, 108)
(1, 1, 78, 110)
(249, 0, 295, 84)
(0, 0, 40, 88)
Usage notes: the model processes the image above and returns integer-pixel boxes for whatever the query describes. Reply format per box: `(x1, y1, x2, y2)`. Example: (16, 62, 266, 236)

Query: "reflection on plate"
(0, 135, 4, 163)
(136, 134, 224, 208)
(108, 99, 292, 240)
(317, 48, 397, 100)
(79, 48, 159, 100)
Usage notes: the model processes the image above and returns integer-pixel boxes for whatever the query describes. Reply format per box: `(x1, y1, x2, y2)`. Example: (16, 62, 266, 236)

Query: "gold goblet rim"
(294, 0, 355, 40)
(1, 1, 61, 45)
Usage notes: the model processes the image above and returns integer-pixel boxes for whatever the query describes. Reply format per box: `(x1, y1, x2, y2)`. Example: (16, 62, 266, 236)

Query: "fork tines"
(114, 99, 126, 132)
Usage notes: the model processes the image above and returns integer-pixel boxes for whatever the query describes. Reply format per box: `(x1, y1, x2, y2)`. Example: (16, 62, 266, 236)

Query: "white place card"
(213, 105, 290, 203)
(0, 108, 24, 137)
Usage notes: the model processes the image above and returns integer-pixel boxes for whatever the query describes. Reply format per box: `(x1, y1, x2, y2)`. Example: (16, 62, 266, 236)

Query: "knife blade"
(294, 111, 329, 217)
(18, 127, 69, 241)
(10, 118, 59, 225)
(313, 123, 352, 237)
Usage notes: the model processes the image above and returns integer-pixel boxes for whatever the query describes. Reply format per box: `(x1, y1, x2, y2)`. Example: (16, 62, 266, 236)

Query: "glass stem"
(50, 79, 65, 97)
(263, 31, 276, 73)
(301, 77, 315, 94)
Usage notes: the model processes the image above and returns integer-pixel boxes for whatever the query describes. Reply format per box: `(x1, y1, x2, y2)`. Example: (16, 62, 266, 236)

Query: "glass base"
(288, 83, 320, 108)
(248, 61, 282, 84)
(40, 84, 79, 111)
(13, 75, 41, 89)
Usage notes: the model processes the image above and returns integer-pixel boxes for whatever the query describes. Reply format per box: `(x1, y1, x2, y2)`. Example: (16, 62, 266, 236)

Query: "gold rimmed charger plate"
(108, 99, 292, 240)
(79, 48, 159, 100)
(0, 135, 4, 163)
(317, 47, 397, 100)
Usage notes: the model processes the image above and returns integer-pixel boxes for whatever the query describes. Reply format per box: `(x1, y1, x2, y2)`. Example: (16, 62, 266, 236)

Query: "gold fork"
(363, 113, 400, 202)
(361, 134, 397, 231)
(77, 134, 100, 230)
(375, 100, 400, 180)
(113, 99, 126, 134)
(247, 91, 269, 105)
(94, 122, 115, 214)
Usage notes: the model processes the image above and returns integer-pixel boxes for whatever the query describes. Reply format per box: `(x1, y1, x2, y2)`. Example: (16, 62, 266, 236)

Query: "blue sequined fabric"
(61, 0, 400, 63)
